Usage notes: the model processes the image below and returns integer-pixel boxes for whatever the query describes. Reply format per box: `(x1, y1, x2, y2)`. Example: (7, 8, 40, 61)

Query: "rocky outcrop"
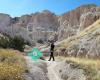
(54, 62, 86, 80)
(18, 11, 58, 44)
(0, 11, 59, 45)
(80, 11, 100, 30)
(0, 13, 11, 32)
(30, 10, 59, 31)
(56, 19, 100, 58)
(58, 4, 100, 40)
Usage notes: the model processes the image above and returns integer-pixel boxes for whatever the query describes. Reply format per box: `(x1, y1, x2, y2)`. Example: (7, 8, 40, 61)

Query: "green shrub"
(9, 36, 26, 52)
(0, 36, 26, 52)
(0, 37, 9, 48)
(37, 39, 44, 44)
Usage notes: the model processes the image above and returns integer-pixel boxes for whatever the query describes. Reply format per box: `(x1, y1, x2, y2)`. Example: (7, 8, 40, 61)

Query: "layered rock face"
(56, 19, 100, 58)
(0, 13, 11, 33)
(80, 11, 100, 30)
(54, 4, 100, 58)
(0, 10, 59, 45)
(58, 4, 100, 40)
(26, 10, 59, 43)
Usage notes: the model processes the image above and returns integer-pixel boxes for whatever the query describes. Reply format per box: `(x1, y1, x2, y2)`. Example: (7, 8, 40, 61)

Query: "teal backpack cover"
(28, 48, 43, 60)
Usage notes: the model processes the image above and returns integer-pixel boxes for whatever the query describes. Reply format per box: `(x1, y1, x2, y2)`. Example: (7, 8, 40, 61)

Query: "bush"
(0, 37, 9, 48)
(0, 36, 26, 52)
(37, 39, 44, 44)
(9, 36, 26, 52)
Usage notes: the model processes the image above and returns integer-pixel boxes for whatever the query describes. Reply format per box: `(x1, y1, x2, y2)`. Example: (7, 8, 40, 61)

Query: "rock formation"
(56, 19, 100, 58)
(0, 10, 59, 45)
(58, 4, 100, 40)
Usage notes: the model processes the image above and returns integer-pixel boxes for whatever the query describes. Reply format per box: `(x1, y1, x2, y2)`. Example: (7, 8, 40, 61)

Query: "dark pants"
(48, 52, 55, 61)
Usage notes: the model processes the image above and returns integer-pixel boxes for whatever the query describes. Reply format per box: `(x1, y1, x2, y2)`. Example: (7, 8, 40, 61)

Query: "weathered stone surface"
(58, 4, 100, 40)
(0, 13, 11, 32)
(0, 11, 59, 44)
(54, 62, 86, 80)
(80, 11, 100, 30)
(56, 20, 100, 58)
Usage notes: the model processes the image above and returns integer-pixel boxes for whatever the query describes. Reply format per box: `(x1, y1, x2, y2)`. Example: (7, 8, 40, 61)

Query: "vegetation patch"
(0, 49, 26, 80)
(0, 36, 26, 52)
(65, 57, 100, 80)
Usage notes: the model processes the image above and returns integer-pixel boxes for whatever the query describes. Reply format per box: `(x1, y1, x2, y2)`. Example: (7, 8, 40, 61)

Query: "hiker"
(48, 41, 55, 61)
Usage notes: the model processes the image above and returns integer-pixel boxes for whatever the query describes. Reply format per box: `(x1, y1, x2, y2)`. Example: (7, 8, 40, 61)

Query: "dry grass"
(66, 57, 100, 80)
(57, 56, 100, 80)
(0, 49, 26, 80)
(65, 57, 100, 70)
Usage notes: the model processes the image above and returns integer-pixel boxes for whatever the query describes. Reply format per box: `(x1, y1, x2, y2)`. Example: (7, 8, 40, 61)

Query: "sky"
(0, 0, 100, 17)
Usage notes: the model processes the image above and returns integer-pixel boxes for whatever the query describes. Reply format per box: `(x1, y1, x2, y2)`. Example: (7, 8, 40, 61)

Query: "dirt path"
(47, 62, 62, 80)
(46, 59, 63, 80)
(25, 56, 63, 80)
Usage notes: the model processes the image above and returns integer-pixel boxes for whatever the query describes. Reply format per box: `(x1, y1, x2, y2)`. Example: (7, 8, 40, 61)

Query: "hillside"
(0, 11, 59, 45)
(58, 4, 100, 40)
(56, 19, 100, 58)
(0, 4, 99, 46)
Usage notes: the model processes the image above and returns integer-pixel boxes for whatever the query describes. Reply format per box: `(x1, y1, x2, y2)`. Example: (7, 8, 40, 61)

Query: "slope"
(56, 19, 100, 58)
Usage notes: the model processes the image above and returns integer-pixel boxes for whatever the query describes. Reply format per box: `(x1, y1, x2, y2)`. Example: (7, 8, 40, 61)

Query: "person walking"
(48, 41, 55, 61)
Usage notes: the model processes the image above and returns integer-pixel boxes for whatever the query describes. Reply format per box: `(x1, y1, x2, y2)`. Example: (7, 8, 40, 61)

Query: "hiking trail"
(46, 58, 63, 80)
(25, 56, 63, 80)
